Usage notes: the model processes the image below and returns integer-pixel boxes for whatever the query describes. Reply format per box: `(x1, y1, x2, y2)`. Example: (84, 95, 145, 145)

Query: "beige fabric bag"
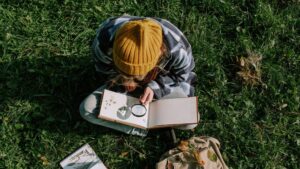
(156, 136, 228, 169)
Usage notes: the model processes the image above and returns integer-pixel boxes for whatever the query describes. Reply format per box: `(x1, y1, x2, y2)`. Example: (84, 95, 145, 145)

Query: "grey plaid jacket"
(92, 16, 196, 99)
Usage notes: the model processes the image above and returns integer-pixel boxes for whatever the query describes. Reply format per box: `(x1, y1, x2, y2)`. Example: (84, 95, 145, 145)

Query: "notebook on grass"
(98, 89, 199, 129)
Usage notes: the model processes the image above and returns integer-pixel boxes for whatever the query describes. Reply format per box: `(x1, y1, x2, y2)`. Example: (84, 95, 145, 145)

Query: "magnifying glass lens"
(131, 104, 146, 117)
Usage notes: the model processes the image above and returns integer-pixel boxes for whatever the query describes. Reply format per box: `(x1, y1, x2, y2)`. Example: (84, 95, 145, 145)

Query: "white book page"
(99, 90, 149, 128)
(148, 97, 198, 128)
(60, 144, 107, 169)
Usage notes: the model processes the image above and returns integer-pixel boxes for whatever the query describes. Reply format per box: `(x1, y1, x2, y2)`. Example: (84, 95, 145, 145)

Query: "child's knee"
(175, 123, 198, 130)
(79, 94, 98, 114)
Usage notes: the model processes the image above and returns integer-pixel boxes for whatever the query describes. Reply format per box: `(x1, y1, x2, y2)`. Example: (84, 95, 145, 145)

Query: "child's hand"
(140, 87, 154, 105)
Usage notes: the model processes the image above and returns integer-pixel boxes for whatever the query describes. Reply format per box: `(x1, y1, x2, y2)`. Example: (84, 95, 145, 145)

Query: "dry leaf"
(193, 150, 205, 166)
(207, 150, 218, 162)
(240, 57, 245, 66)
(178, 140, 189, 152)
(236, 52, 263, 86)
(279, 103, 288, 110)
(39, 155, 49, 166)
(120, 151, 129, 157)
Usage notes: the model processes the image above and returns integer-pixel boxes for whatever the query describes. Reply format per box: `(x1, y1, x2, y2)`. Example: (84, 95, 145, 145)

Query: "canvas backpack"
(156, 136, 228, 169)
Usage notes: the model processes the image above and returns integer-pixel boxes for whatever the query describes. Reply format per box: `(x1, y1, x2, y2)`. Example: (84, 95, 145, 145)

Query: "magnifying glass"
(131, 104, 147, 117)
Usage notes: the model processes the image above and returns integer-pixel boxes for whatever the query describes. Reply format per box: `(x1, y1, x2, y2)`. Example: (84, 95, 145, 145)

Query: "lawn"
(0, 0, 299, 168)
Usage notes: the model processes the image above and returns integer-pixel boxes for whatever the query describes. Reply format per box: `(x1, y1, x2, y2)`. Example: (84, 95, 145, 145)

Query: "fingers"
(140, 87, 154, 105)
(140, 88, 149, 104)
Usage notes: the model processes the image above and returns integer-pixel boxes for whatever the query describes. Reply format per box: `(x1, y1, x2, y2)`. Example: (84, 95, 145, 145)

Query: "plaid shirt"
(92, 16, 196, 99)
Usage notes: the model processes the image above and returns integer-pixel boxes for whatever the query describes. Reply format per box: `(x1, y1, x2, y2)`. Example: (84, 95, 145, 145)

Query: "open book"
(98, 89, 199, 129)
(60, 144, 107, 169)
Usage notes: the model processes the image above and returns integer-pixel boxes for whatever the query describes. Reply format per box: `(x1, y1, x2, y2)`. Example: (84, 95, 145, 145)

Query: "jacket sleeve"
(147, 45, 196, 99)
(147, 19, 196, 98)
(92, 17, 119, 76)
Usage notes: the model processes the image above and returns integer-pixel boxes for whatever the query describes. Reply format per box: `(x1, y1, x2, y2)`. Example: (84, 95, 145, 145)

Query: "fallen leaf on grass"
(279, 103, 288, 110)
(236, 52, 263, 86)
(39, 155, 49, 166)
(120, 151, 129, 157)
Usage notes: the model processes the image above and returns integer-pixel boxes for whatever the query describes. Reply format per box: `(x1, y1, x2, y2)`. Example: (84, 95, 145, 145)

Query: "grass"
(0, 0, 299, 168)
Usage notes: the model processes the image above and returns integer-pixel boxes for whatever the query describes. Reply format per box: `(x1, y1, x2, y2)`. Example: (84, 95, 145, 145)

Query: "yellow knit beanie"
(113, 19, 163, 76)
